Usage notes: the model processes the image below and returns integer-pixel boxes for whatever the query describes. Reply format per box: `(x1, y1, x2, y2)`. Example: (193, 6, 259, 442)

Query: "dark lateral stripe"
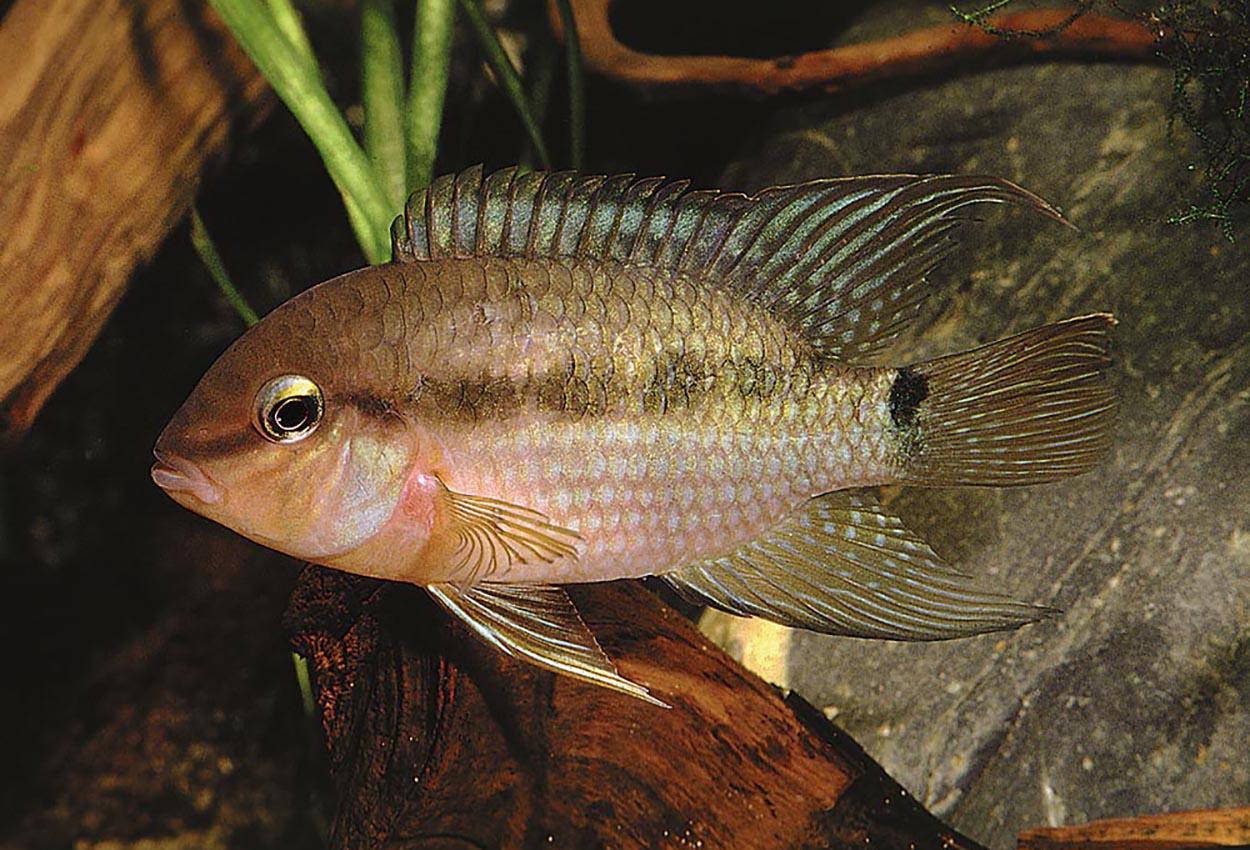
(344, 392, 395, 418)
(408, 375, 527, 422)
(399, 353, 807, 423)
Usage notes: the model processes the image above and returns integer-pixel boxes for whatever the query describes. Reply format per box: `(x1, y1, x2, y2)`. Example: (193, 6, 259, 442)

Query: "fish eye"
(255, 375, 324, 443)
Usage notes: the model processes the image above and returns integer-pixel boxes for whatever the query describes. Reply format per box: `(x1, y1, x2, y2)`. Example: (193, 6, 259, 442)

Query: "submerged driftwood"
(0, 0, 265, 439)
(553, 1, 1156, 97)
(286, 567, 991, 850)
(1019, 806, 1250, 849)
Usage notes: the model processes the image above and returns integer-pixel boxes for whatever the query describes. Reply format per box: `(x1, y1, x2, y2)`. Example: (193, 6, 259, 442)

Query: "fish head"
(152, 293, 429, 567)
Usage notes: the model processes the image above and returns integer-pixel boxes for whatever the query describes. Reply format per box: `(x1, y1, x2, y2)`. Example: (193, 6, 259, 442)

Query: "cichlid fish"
(152, 166, 1115, 705)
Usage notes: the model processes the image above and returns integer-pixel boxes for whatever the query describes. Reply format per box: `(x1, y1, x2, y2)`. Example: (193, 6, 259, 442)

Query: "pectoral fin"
(427, 582, 667, 707)
(662, 491, 1051, 640)
(429, 482, 582, 583)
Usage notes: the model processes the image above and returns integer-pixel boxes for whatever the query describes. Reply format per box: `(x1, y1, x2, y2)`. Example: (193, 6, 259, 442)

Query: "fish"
(152, 166, 1116, 706)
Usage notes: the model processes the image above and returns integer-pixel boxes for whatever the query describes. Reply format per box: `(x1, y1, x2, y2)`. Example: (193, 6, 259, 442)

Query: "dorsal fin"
(391, 166, 1068, 362)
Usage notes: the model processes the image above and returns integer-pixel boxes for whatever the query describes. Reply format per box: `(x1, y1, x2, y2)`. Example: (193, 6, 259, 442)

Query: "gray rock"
(728, 60, 1249, 845)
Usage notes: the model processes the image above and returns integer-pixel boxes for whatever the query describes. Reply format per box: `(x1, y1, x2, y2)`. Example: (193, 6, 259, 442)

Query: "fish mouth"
(151, 449, 224, 505)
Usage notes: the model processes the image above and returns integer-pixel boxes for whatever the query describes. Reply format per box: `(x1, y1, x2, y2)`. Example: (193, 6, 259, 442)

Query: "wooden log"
(286, 566, 995, 850)
(1019, 807, 1250, 849)
(0, 0, 267, 440)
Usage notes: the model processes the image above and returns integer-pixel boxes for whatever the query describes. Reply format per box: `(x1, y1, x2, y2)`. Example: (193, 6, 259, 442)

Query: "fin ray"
(391, 167, 1067, 364)
(433, 483, 582, 584)
(427, 583, 665, 706)
(900, 313, 1117, 486)
(662, 491, 1049, 640)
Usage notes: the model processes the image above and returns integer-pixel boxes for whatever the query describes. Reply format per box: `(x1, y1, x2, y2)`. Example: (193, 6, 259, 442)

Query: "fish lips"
(151, 448, 224, 506)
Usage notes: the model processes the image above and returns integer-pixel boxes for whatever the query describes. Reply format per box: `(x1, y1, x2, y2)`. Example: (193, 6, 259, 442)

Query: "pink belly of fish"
(438, 411, 885, 584)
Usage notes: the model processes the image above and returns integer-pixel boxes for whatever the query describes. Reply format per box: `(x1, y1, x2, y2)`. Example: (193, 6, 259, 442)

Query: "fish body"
(153, 167, 1116, 704)
(314, 253, 897, 585)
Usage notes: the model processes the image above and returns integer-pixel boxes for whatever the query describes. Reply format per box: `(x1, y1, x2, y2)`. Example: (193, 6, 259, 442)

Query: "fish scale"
(360, 257, 811, 425)
(354, 255, 900, 584)
(443, 399, 887, 584)
(153, 167, 1115, 704)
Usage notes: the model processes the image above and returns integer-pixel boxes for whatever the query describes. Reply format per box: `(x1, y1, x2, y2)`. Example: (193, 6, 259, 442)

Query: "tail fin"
(899, 314, 1116, 487)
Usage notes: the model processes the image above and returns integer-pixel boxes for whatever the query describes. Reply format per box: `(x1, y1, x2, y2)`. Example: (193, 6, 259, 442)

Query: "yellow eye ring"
(255, 375, 324, 443)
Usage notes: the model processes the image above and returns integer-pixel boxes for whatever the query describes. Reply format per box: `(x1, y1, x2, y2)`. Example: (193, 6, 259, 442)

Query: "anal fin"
(662, 491, 1050, 641)
(427, 582, 667, 707)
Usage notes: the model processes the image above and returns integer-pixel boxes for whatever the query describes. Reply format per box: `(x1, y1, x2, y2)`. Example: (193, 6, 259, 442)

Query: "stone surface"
(726, 60, 1249, 846)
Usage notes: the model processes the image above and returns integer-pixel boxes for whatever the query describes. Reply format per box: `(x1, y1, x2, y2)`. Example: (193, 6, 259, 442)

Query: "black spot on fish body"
(888, 366, 929, 428)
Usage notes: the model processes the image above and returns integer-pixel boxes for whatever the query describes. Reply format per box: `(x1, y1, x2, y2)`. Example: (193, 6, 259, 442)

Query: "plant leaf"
(189, 207, 258, 328)
(209, 0, 394, 262)
(458, 0, 551, 170)
(362, 0, 409, 208)
(552, 0, 584, 171)
(408, 0, 458, 191)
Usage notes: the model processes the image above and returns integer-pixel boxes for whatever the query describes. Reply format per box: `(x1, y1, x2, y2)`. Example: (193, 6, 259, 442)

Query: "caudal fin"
(899, 314, 1116, 487)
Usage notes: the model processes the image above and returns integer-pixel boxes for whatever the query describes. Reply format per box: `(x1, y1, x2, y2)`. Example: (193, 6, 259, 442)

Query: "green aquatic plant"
(209, 0, 400, 263)
(188, 209, 259, 329)
(203, 0, 585, 264)
(1154, 0, 1250, 239)
(950, 0, 1099, 36)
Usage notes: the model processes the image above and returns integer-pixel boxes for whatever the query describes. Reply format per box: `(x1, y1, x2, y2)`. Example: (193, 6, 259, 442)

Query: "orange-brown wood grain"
(1019, 807, 1250, 849)
(552, 3, 1158, 97)
(0, 0, 268, 440)
(287, 568, 994, 850)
